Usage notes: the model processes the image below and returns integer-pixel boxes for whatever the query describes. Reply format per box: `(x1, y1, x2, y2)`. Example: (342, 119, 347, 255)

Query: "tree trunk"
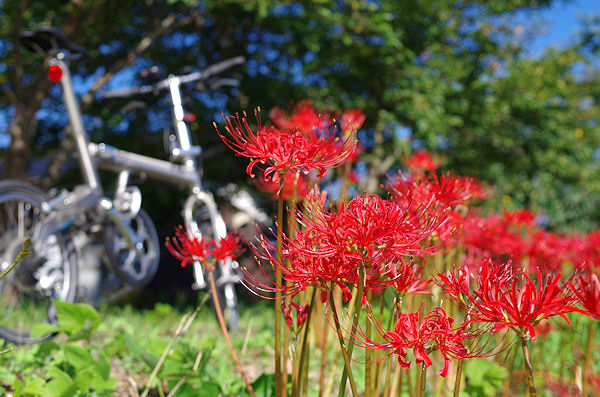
(5, 83, 49, 180)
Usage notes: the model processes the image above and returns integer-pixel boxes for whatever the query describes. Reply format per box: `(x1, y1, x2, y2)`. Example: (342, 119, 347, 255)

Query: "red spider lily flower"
(532, 320, 553, 339)
(239, 192, 448, 304)
(212, 233, 244, 262)
(270, 101, 332, 133)
(215, 109, 357, 181)
(404, 151, 440, 173)
(570, 271, 600, 320)
(503, 208, 536, 226)
(254, 171, 310, 201)
(386, 171, 486, 209)
(389, 261, 432, 295)
(354, 307, 472, 377)
(166, 226, 210, 267)
(437, 260, 578, 341)
(281, 300, 309, 329)
(166, 226, 242, 270)
(340, 109, 366, 133)
(544, 375, 581, 397)
(460, 210, 533, 267)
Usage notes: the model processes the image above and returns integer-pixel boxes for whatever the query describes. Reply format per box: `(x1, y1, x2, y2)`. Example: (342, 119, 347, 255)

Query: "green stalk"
(582, 320, 595, 397)
(365, 289, 372, 396)
(382, 357, 394, 397)
(339, 262, 366, 396)
(453, 359, 463, 397)
(521, 336, 537, 397)
(209, 271, 255, 397)
(297, 288, 317, 397)
(418, 361, 427, 397)
(318, 310, 329, 397)
(275, 176, 285, 397)
(330, 289, 359, 396)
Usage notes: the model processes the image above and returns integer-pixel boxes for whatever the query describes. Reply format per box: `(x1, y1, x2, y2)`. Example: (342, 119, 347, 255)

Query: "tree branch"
(80, 10, 200, 109)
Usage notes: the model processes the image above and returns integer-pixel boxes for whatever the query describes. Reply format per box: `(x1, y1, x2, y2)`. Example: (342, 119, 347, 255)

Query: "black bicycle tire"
(0, 180, 77, 344)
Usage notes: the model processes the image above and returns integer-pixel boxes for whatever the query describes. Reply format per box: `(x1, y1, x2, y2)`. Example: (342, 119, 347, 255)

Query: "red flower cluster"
(242, 191, 447, 303)
(460, 209, 600, 274)
(385, 171, 486, 250)
(437, 260, 577, 341)
(360, 307, 470, 377)
(254, 171, 310, 201)
(215, 104, 361, 182)
(570, 271, 600, 321)
(166, 226, 242, 270)
(404, 150, 441, 173)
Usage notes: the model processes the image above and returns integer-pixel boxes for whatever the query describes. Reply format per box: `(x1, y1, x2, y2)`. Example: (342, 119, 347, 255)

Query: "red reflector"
(183, 113, 196, 122)
(48, 64, 63, 83)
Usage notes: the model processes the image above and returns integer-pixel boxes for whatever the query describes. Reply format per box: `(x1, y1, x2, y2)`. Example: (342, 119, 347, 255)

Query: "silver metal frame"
(38, 53, 231, 290)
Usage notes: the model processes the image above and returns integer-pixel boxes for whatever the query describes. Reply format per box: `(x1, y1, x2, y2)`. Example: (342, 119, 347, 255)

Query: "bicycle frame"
(42, 53, 232, 290)
(33, 56, 143, 264)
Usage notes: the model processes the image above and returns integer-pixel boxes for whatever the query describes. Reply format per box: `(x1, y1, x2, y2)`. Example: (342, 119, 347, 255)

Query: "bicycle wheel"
(103, 207, 159, 287)
(0, 180, 77, 344)
(189, 198, 239, 331)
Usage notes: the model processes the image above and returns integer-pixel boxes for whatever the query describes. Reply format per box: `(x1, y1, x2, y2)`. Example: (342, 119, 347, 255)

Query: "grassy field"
(0, 290, 597, 396)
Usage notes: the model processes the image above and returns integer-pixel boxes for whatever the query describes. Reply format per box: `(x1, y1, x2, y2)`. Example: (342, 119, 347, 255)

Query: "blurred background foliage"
(1, 0, 599, 235)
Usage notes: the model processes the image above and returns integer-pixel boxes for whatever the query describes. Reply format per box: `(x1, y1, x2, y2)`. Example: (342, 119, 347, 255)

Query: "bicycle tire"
(0, 180, 77, 344)
(103, 207, 159, 287)
(190, 199, 239, 331)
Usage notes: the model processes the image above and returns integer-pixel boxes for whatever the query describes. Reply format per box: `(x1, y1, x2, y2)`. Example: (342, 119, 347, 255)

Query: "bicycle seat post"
(168, 76, 198, 175)
(52, 53, 103, 194)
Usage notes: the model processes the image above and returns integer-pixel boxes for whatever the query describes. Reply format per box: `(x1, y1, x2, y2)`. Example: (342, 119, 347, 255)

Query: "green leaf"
(64, 345, 94, 371)
(464, 358, 508, 397)
(30, 323, 60, 339)
(0, 366, 16, 386)
(125, 334, 158, 369)
(54, 301, 100, 341)
(46, 366, 77, 397)
(250, 373, 276, 397)
(21, 375, 48, 396)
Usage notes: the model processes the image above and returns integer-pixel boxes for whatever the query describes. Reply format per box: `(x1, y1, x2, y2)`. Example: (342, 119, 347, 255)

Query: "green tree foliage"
(1, 0, 599, 230)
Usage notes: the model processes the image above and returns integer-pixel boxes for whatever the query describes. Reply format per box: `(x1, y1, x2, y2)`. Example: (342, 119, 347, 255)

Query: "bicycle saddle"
(20, 26, 89, 57)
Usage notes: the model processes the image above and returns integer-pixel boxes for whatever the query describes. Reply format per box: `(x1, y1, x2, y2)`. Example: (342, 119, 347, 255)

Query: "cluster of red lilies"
(168, 101, 599, 397)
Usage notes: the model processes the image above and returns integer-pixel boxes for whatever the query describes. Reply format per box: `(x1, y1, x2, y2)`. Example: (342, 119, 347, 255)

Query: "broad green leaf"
(250, 373, 276, 397)
(46, 366, 77, 397)
(21, 375, 48, 396)
(53, 301, 100, 341)
(125, 334, 159, 369)
(64, 345, 94, 371)
(30, 323, 60, 339)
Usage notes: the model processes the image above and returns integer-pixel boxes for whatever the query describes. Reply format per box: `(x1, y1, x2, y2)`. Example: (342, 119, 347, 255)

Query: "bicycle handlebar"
(101, 56, 245, 100)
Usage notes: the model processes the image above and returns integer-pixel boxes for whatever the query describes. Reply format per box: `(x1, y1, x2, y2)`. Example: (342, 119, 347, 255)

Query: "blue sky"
(526, 0, 600, 55)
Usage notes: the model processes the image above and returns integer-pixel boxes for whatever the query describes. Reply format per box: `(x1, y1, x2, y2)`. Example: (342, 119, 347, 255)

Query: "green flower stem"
(330, 289, 358, 397)
(339, 262, 365, 396)
(275, 180, 285, 397)
(295, 288, 316, 397)
(365, 289, 372, 396)
(209, 270, 255, 397)
(418, 361, 427, 397)
(521, 336, 537, 397)
(583, 320, 595, 397)
(453, 359, 463, 397)
(383, 357, 394, 397)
